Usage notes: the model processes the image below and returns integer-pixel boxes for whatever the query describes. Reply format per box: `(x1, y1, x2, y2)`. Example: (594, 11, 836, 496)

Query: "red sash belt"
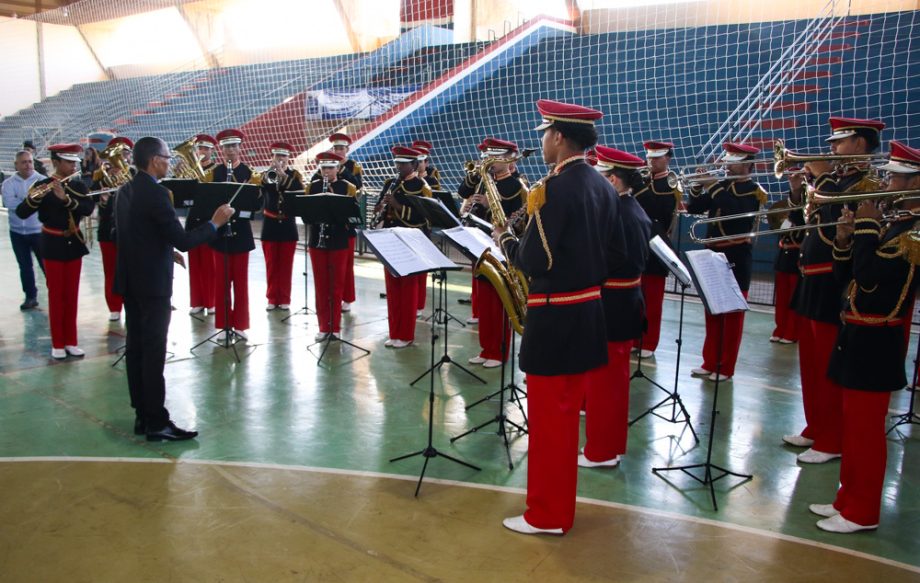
(527, 286, 601, 307)
(843, 312, 905, 327)
(42, 226, 75, 237)
(603, 277, 641, 289)
(263, 210, 286, 220)
(801, 262, 833, 276)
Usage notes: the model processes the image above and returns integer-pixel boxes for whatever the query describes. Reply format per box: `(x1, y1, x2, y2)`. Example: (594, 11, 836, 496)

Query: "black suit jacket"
(114, 171, 216, 297)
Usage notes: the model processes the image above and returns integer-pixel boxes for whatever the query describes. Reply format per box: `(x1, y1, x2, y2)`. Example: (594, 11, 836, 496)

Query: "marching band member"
(307, 151, 358, 340)
(412, 139, 442, 190)
(328, 132, 362, 313)
(771, 168, 807, 344)
(93, 136, 134, 322)
(808, 140, 920, 533)
(785, 117, 885, 464)
(261, 141, 304, 311)
(633, 140, 680, 358)
(580, 146, 651, 469)
(16, 144, 94, 359)
(375, 146, 432, 348)
(186, 133, 218, 316)
(496, 99, 623, 535)
(687, 142, 766, 382)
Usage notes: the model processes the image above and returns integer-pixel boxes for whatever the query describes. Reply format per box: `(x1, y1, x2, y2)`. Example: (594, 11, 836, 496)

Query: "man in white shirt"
(1, 150, 46, 310)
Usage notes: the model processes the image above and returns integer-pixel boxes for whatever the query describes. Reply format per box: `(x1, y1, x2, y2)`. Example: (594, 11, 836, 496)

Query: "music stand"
(189, 182, 261, 363)
(166, 179, 209, 322)
(278, 190, 316, 324)
(286, 193, 370, 364)
(652, 249, 752, 511)
(888, 323, 920, 435)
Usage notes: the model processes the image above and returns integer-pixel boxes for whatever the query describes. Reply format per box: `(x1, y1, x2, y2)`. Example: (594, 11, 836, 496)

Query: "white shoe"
(279, 304, 290, 310)
(206, 307, 216, 316)
(778, 338, 795, 344)
(468, 355, 487, 364)
(708, 372, 732, 382)
(577, 454, 620, 468)
(482, 359, 502, 368)
(392, 339, 412, 349)
(798, 448, 841, 464)
(783, 434, 814, 447)
(109, 312, 121, 321)
(691, 367, 712, 376)
(64, 345, 85, 357)
(466, 317, 479, 325)
(51, 348, 66, 359)
(385, 339, 394, 347)
(816, 513, 877, 533)
(314, 332, 331, 341)
(341, 302, 351, 312)
(502, 515, 563, 536)
(769, 336, 779, 343)
(266, 304, 277, 311)
(809, 503, 839, 518)
(416, 310, 423, 317)
(638, 349, 654, 358)
(233, 329, 248, 341)
(189, 307, 204, 315)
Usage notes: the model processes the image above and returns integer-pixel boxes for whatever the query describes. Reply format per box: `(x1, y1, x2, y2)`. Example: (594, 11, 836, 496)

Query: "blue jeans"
(9, 231, 43, 300)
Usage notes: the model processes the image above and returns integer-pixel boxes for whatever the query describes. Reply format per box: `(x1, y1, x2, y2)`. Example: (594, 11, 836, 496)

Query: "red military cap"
(391, 145, 423, 163)
(216, 129, 244, 146)
(478, 137, 519, 158)
(270, 141, 295, 156)
(48, 143, 83, 162)
(826, 116, 886, 142)
(594, 145, 645, 172)
(585, 148, 598, 166)
(108, 136, 134, 149)
(880, 140, 920, 174)
(316, 150, 344, 168)
(195, 134, 217, 148)
(330, 133, 352, 147)
(643, 140, 674, 158)
(721, 142, 760, 162)
(411, 140, 433, 159)
(534, 99, 603, 131)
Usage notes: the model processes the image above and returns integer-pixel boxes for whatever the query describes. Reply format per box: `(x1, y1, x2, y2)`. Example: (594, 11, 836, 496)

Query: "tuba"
(172, 137, 208, 181)
(99, 143, 132, 188)
(473, 157, 529, 335)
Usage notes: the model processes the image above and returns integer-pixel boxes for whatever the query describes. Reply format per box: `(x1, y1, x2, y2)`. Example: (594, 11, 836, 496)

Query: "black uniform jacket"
(828, 216, 918, 392)
(634, 174, 679, 277)
(686, 178, 764, 292)
(93, 167, 136, 243)
(311, 161, 361, 191)
(113, 171, 217, 298)
(793, 169, 882, 323)
(774, 187, 807, 274)
(603, 193, 652, 342)
(206, 162, 258, 254)
(306, 178, 358, 250)
(16, 177, 94, 261)
(458, 171, 527, 225)
(379, 174, 432, 230)
(503, 159, 625, 376)
(261, 169, 304, 242)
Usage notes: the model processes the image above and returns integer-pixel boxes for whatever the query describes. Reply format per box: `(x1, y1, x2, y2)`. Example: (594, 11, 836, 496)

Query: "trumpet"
(773, 139, 888, 179)
(639, 168, 682, 191)
(27, 171, 82, 203)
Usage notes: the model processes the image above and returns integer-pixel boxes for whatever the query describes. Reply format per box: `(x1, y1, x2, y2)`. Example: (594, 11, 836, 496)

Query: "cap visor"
(534, 120, 553, 131)
(721, 154, 749, 162)
(826, 131, 856, 142)
(879, 161, 920, 174)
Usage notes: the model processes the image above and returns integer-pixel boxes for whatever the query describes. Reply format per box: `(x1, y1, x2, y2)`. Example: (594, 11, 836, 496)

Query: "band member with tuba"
(771, 168, 807, 344)
(785, 117, 886, 464)
(307, 151, 358, 340)
(261, 141, 304, 312)
(375, 146, 432, 348)
(808, 140, 920, 533)
(495, 99, 623, 535)
(186, 133, 218, 316)
(633, 140, 681, 358)
(580, 146, 652, 469)
(15, 144, 94, 359)
(687, 142, 766, 382)
(327, 132, 362, 313)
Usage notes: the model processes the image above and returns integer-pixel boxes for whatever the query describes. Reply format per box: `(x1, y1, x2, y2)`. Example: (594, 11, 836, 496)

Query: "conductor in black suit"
(114, 137, 234, 441)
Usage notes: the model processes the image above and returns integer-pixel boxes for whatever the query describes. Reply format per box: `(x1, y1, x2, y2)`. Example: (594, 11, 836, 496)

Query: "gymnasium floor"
(1, 214, 918, 581)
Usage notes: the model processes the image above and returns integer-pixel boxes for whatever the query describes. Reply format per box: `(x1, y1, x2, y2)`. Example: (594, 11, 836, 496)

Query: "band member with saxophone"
(785, 117, 886, 464)
(327, 132, 362, 312)
(186, 133, 218, 316)
(808, 140, 920, 533)
(307, 151, 358, 341)
(15, 144, 94, 359)
(771, 168, 807, 344)
(633, 140, 680, 358)
(261, 141, 304, 312)
(495, 99, 623, 535)
(580, 146, 651, 469)
(375, 145, 432, 348)
(687, 142, 766, 382)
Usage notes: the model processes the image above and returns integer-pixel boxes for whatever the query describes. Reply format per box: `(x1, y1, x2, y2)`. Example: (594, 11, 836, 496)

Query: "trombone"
(773, 139, 888, 179)
(679, 167, 807, 188)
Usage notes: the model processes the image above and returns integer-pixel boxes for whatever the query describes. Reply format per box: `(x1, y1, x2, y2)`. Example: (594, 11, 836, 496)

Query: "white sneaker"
(233, 329, 248, 341)
(314, 332, 331, 341)
(783, 434, 814, 448)
(279, 304, 290, 310)
(798, 448, 841, 464)
(482, 359, 502, 368)
(189, 307, 204, 315)
(708, 372, 732, 382)
(778, 338, 795, 344)
(577, 454, 620, 468)
(64, 345, 85, 357)
(266, 304, 277, 311)
(502, 515, 563, 536)
(816, 514, 877, 533)
(416, 310, 423, 317)
(769, 336, 779, 343)
(466, 317, 479, 325)
(341, 302, 351, 312)
(468, 355, 487, 364)
(51, 348, 66, 359)
(691, 367, 712, 376)
(392, 339, 412, 349)
(109, 312, 121, 321)
(384, 339, 394, 347)
(809, 503, 839, 518)
(638, 349, 654, 358)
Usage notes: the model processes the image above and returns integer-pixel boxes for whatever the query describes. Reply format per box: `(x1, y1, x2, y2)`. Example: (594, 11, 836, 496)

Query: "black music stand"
(410, 195, 467, 329)
(189, 182, 261, 363)
(279, 191, 316, 324)
(166, 179, 209, 323)
(652, 249, 752, 511)
(287, 193, 370, 364)
(888, 324, 920, 435)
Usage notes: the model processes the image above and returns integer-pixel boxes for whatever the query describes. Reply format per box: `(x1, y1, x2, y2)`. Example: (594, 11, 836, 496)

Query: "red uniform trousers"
(832, 389, 891, 526)
(98, 241, 123, 313)
(417, 272, 428, 311)
(44, 258, 82, 349)
(213, 251, 250, 331)
(796, 318, 844, 453)
(584, 341, 633, 461)
(343, 235, 357, 303)
(188, 245, 216, 309)
(772, 272, 801, 341)
(310, 247, 349, 334)
(384, 271, 419, 342)
(262, 240, 297, 306)
(636, 274, 666, 352)
(470, 275, 480, 318)
(701, 291, 748, 377)
(476, 281, 511, 361)
(524, 368, 599, 532)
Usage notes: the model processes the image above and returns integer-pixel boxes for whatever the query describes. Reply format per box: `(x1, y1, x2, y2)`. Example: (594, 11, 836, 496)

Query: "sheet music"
(362, 230, 430, 276)
(649, 235, 691, 286)
(392, 227, 458, 271)
(442, 226, 505, 263)
(685, 249, 749, 315)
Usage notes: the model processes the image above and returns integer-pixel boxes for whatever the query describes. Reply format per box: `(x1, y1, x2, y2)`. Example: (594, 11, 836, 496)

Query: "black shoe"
(19, 298, 38, 311)
(134, 416, 146, 436)
(146, 421, 198, 442)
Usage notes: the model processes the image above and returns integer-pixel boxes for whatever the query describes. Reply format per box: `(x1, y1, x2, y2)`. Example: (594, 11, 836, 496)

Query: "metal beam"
(175, 1, 219, 69)
(75, 24, 113, 81)
(35, 0, 45, 99)
(330, 0, 361, 54)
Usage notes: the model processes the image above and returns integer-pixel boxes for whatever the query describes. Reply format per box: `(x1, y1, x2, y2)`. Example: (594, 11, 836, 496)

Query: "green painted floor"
(1, 214, 919, 571)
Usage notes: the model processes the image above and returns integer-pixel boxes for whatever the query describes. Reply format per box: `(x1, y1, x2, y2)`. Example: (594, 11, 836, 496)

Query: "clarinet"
(371, 177, 397, 229)
(317, 176, 330, 248)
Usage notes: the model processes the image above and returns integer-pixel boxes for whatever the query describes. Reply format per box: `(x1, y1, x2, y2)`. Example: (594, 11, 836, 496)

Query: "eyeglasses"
(156, 154, 173, 161)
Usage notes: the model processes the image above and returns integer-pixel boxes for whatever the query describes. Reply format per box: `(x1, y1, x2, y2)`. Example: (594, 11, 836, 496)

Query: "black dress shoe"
(134, 417, 146, 436)
(19, 298, 38, 311)
(146, 421, 198, 442)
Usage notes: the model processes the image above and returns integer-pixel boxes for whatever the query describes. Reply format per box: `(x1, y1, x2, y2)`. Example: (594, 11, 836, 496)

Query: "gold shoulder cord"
(532, 208, 553, 272)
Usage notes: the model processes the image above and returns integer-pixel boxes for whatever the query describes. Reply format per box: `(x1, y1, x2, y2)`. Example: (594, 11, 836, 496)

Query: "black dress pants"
(124, 294, 172, 429)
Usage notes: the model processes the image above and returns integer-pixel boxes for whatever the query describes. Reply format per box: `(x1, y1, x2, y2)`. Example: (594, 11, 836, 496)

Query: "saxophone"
(473, 157, 529, 335)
